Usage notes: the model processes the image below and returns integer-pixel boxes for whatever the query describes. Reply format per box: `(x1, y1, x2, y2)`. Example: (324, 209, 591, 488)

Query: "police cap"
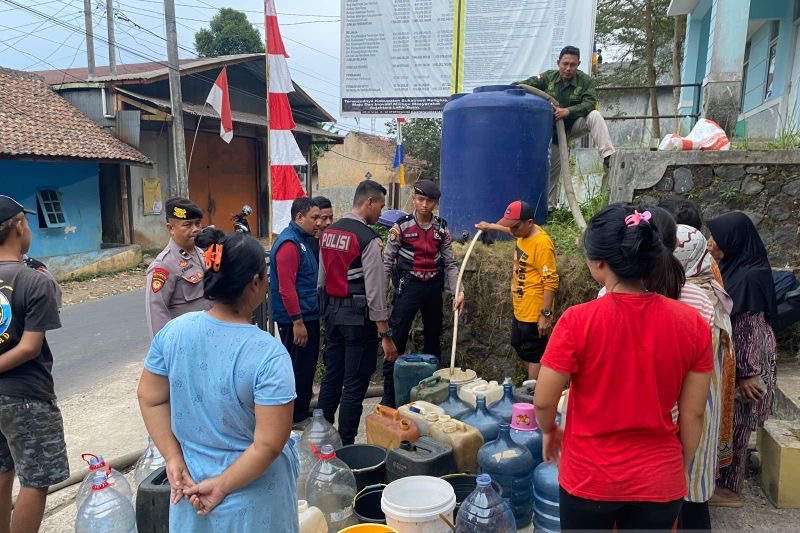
(165, 197, 203, 221)
(0, 195, 36, 224)
(412, 180, 441, 201)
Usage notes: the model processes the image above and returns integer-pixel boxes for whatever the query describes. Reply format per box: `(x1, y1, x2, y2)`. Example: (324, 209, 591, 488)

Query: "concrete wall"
(313, 185, 414, 222)
(1, 160, 102, 258)
(609, 149, 800, 269)
(317, 135, 398, 188)
(599, 88, 679, 146)
(129, 128, 174, 250)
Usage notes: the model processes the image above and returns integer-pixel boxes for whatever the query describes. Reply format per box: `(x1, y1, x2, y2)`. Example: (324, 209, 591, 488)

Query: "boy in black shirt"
(0, 196, 68, 532)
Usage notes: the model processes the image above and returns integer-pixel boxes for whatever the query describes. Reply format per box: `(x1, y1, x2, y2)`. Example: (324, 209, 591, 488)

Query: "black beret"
(413, 180, 441, 200)
(165, 197, 203, 221)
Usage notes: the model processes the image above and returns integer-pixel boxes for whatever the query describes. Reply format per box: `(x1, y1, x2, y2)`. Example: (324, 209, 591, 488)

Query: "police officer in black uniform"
(145, 197, 211, 339)
(317, 180, 398, 445)
(381, 180, 464, 407)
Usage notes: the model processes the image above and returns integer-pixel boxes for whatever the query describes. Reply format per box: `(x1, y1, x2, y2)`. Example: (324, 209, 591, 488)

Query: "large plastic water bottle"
(459, 394, 503, 442)
(292, 431, 318, 500)
(477, 423, 534, 529)
(438, 383, 472, 419)
(533, 462, 561, 532)
(76, 454, 132, 508)
(75, 472, 136, 533)
(455, 473, 515, 533)
(509, 403, 543, 467)
(306, 444, 358, 532)
(488, 380, 515, 423)
(134, 437, 165, 487)
(300, 409, 343, 456)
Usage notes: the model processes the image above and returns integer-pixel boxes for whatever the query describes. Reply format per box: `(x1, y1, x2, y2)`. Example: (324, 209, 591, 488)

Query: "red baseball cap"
(497, 200, 534, 227)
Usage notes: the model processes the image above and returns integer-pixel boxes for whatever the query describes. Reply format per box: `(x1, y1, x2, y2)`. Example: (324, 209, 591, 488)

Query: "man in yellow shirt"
(476, 201, 559, 379)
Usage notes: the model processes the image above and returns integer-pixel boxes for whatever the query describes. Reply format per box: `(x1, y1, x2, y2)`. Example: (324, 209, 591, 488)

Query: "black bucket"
(354, 484, 386, 523)
(441, 473, 503, 521)
(336, 444, 387, 492)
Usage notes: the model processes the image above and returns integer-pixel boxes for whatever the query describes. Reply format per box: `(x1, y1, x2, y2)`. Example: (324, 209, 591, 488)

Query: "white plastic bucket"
(433, 368, 477, 389)
(381, 476, 456, 533)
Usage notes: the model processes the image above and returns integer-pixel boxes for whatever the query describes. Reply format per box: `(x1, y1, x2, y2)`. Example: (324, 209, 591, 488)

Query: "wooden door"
(187, 131, 259, 233)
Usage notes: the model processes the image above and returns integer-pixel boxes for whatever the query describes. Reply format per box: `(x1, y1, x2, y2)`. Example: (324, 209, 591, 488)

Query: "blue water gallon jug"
(477, 423, 534, 529)
(509, 403, 543, 467)
(455, 473, 516, 533)
(393, 354, 439, 407)
(488, 381, 515, 423)
(437, 383, 472, 419)
(459, 394, 503, 442)
(533, 462, 561, 532)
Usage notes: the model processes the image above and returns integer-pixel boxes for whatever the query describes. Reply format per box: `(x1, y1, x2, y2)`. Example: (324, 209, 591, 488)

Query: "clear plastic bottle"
(299, 409, 343, 456)
(76, 454, 132, 508)
(292, 431, 318, 501)
(306, 444, 358, 532)
(455, 473, 516, 533)
(134, 437, 166, 487)
(75, 472, 136, 533)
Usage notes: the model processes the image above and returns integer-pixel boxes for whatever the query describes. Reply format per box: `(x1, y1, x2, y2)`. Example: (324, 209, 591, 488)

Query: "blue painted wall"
(0, 160, 102, 258)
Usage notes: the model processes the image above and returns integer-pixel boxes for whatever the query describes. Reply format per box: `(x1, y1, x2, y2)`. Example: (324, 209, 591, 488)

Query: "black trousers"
(678, 500, 711, 531)
(381, 275, 443, 407)
(559, 486, 683, 531)
(318, 320, 379, 445)
(278, 320, 320, 424)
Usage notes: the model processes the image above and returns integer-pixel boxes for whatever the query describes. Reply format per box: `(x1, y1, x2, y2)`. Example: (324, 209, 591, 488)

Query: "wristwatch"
(379, 328, 394, 339)
(541, 309, 553, 318)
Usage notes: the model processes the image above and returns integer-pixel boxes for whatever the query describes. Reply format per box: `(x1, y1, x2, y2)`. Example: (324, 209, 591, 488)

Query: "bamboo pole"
(449, 229, 482, 374)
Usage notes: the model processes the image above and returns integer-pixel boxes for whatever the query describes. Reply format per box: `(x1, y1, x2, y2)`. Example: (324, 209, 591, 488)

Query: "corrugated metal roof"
(0, 68, 151, 165)
(115, 88, 344, 140)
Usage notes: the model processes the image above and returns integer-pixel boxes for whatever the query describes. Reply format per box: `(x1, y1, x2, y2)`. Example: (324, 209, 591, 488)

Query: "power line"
(0, 0, 80, 54)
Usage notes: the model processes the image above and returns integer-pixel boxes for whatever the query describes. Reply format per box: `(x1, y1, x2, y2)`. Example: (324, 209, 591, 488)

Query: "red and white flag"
(206, 67, 233, 143)
(266, 0, 307, 233)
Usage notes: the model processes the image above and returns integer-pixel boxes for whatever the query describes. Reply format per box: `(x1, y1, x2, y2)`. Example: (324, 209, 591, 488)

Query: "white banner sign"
(341, 0, 597, 117)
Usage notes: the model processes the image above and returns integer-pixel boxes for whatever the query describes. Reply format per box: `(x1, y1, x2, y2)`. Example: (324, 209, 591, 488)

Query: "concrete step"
(775, 362, 800, 422)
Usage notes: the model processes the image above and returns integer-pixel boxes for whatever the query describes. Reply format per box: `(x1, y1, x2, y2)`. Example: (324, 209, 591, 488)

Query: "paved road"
(50, 289, 148, 398)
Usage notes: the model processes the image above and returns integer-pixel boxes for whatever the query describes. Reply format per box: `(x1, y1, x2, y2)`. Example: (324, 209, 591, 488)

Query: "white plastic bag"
(658, 119, 730, 151)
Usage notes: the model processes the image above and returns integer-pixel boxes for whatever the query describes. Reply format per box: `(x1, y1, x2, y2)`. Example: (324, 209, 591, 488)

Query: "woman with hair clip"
(138, 229, 298, 532)
(706, 212, 777, 508)
(533, 203, 712, 530)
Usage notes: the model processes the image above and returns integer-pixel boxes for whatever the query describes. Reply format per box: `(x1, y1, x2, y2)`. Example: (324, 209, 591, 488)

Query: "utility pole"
(106, 0, 117, 75)
(164, 0, 189, 196)
(83, 0, 96, 79)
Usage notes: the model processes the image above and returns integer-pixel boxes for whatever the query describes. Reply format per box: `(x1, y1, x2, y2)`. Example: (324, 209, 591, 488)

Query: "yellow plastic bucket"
(337, 525, 399, 532)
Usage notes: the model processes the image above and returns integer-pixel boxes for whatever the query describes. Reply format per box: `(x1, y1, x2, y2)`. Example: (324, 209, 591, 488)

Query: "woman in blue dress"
(138, 229, 299, 532)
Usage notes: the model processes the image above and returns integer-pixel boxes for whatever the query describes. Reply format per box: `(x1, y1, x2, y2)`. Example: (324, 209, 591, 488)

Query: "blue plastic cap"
(92, 473, 106, 485)
(476, 474, 492, 486)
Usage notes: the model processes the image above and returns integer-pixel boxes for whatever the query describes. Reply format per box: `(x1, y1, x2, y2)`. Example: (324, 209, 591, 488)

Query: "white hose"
(450, 229, 483, 374)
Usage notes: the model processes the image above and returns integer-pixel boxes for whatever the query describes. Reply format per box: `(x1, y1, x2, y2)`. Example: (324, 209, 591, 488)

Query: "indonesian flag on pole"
(266, 0, 307, 234)
(205, 67, 233, 143)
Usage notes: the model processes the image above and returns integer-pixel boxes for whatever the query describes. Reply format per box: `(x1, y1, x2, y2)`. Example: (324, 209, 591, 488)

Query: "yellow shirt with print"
(511, 227, 559, 322)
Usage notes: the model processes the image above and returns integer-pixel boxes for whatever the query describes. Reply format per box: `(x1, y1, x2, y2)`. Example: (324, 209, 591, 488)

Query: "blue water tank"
(440, 85, 553, 235)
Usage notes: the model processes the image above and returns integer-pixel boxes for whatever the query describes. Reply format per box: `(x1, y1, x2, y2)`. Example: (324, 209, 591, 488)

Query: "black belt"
(327, 295, 366, 306)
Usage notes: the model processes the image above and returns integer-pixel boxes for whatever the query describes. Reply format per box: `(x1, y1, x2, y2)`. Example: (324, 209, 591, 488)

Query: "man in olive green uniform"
(516, 45, 615, 210)
(145, 197, 211, 339)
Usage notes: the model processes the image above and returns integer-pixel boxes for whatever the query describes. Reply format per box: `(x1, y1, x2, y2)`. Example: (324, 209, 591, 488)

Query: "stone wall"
(610, 150, 800, 269)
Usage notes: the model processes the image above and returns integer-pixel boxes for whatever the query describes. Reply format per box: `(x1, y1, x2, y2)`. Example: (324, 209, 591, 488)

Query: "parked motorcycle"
(232, 205, 253, 233)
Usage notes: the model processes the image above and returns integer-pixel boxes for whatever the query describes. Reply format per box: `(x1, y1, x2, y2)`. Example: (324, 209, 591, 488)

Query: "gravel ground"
(60, 268, 146, 306)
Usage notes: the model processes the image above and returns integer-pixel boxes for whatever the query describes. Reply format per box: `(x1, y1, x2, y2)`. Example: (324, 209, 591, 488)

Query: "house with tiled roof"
(315, 132, 428, 216)
(34, 54, 341, 246)
(0, 68, 151, 277)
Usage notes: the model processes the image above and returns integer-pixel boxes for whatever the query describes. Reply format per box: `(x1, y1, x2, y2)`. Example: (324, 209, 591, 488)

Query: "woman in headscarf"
(674, 224, 735, 527)
(706, 212, 777, 507)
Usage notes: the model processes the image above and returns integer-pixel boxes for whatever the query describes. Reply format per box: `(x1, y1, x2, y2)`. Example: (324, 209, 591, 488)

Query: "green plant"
(767, 101, 800, 150)
(719, 185, 739, 201)
(686, 189, 698, 200)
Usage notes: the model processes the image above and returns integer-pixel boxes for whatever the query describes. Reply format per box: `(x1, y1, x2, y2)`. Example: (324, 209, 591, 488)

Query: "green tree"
(385, 118, 443, 178)
(195, 8, 264, 57)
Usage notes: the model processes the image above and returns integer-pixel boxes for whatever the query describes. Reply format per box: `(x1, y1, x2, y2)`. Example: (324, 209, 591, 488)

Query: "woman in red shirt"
(533, 203, 713, 530)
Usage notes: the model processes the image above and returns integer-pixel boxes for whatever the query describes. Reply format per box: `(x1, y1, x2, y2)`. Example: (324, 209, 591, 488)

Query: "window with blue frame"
(765, 21, 780, 100)
(36, 189, 68, 228)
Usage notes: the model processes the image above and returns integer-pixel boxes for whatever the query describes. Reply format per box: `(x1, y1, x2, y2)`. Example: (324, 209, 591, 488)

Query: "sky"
(0, 0, 382, 135)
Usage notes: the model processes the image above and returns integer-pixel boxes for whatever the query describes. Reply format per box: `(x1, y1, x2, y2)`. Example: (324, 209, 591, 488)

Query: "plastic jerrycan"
(477, 423, 534, 529)
(459, 380, 503, 408)
(393, 354, 439, 407)
(410, 375, 451, 405)
(75, 472, 136, 533)
(455, 473, 516, 533)
(533, 462, 561, 533)
(76, 454, 133, 509)
(459, 394, 503, 442)
(428, 417, 484, 474)
(365, 405, 421, 449)
(397, 401, 445, 435)
(385, 437, 456, 482)
(488, 380, 515, 423)
(509, 403, 544, 467)
(437, 383, 472, 419)
(298, 499, 327, 533)
(306, 445, 359, 532)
